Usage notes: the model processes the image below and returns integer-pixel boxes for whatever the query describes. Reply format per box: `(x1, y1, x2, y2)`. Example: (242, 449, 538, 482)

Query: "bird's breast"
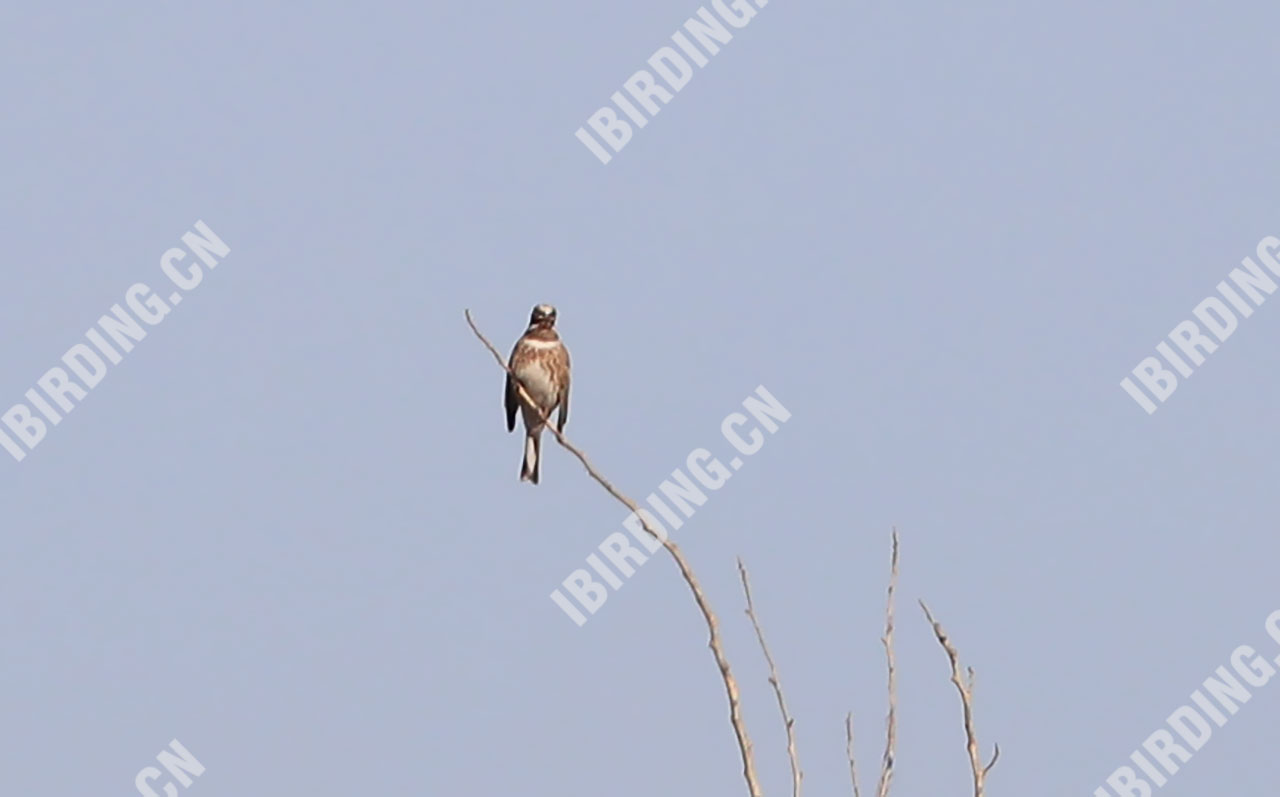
(513, 360, 559, 408)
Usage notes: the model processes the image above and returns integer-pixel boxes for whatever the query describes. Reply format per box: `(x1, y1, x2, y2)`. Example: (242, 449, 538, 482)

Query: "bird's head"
(529, 304, 557, 328)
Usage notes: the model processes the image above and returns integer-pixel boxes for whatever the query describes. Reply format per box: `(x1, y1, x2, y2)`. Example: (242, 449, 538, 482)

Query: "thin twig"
(984, 742, 1001, 776)
(738, 558, 802, 797)
(875, 529, 900, 797)
(845, 713, 862, 797)
(465, 309, 762, 797)
(919, 600, 998, 797)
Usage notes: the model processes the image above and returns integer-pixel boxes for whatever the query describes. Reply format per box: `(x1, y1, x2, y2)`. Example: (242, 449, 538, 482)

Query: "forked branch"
(919, 600, 999, 797)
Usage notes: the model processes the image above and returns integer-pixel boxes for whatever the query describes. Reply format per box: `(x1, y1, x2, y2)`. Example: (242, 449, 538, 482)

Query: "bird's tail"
(521, 430, 541, 485)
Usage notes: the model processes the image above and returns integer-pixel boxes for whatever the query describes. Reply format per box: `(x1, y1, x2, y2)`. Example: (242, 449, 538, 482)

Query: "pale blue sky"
(3, 2, 1279, 795)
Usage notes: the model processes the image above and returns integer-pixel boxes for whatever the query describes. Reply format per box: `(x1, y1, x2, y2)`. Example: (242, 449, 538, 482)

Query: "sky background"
(2, 2, 1279, 795)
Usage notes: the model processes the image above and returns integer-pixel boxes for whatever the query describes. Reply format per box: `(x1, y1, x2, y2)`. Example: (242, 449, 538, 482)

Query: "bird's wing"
(556, 351, 570, 432)
(504, 370, 518, 432)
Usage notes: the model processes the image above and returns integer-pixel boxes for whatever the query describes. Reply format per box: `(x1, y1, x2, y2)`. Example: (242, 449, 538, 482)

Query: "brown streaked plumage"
(505, 304, 571, 484)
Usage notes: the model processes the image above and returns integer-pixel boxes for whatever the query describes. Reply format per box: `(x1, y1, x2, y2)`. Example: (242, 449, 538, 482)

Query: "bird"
(505, 304, 571, 484)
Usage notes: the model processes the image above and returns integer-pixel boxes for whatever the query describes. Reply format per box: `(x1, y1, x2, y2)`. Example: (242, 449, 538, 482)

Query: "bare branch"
(919, 600, 998, 797)
(845, 712, 862, 797)
(465, 309, 762, 797)
(738, 557, 802, 797)
(874, 529, 900, 797)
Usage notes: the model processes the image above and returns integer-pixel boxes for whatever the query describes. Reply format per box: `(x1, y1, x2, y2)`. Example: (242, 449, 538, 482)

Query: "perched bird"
(505, 304, 571, 484)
